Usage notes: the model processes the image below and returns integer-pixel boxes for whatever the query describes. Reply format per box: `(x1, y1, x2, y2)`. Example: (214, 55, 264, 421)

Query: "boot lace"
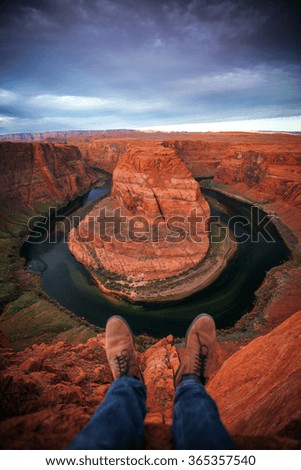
(193, 337, 209, 384)
(114, 349, 131, 377)
(113, 349, 143, 381)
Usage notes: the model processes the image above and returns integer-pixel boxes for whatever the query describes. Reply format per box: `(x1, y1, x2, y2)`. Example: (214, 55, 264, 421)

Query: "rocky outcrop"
(68, 142, 211, 296)
(0, 141, 97, 211)
(111, 142, 210, 220)
(208, 310, 301, 449)
(1, 310, 300, 449)
(0, 334, 113, 449)
(0, 332, 177, 449)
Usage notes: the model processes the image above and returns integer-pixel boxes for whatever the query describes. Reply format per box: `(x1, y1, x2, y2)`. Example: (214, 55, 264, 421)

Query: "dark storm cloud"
(0, 0, 300, 132)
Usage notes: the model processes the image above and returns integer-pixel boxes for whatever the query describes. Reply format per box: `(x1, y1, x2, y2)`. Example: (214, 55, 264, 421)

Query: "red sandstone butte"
(68, 142, 210, 283)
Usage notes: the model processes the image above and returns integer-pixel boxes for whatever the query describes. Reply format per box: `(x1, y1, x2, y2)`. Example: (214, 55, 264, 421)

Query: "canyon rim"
(0, 131, 300, 449)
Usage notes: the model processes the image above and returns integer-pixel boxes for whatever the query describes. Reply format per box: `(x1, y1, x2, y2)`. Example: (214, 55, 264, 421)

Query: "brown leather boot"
(105, 315, 144, 382)
(175, 314, 216, 387)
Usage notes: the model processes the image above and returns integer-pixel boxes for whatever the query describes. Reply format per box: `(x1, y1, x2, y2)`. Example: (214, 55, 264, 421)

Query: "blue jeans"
(69, 376, 234, 450)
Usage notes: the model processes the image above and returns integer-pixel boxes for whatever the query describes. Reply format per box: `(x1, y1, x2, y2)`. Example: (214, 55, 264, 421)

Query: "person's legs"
(172, 377, 233, 449)
(69, 315, 146, 450)
(69, 376, 146, 450)
(172, 314, 234, 450)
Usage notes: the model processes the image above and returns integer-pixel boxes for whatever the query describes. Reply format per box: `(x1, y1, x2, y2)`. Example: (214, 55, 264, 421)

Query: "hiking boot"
(105, 315, 143, 382)
(175, 314, 216, 387)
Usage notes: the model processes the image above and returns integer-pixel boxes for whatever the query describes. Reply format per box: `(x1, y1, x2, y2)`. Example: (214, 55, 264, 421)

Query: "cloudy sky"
(0, 0, 300, 133)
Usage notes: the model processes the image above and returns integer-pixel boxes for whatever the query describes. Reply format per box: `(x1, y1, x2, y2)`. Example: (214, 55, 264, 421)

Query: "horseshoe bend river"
(20, 184, 290, 337)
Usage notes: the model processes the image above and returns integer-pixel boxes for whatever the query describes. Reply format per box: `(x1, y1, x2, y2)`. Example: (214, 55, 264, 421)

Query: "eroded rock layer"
(83, 138, 227, 176)
(215, 149, 301, 204)
(208, 310, 301, 448)
(210, 142, 301, 334)
(69, 142, 210, 284)
(0, 141, 97, 210)
(1, 311, 300, 449)
(80, 132, 301, 179)
(83, 139, 129, 173)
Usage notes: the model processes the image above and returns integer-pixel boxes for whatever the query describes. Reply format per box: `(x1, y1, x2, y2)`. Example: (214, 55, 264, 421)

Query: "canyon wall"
(81, 139, 129, 173)
(215, 149, 301, 204)
(69, 142, 210, 288)
(163, 140, 229, 177)
(80, 133, 301, 180)
(208, 310, 301, 448)
(0, 133, 301, 449)
(0, 140, 98, 309)
(3, 131, 300, 184)
(83, 138, 228, 177)
(211, 139, 301, 335)
(0, 141, 97, 211)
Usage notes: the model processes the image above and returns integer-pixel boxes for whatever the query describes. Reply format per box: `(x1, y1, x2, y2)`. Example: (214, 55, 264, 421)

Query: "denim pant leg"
(172, 378, 234, 450)
(69, 376, 146, 450)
